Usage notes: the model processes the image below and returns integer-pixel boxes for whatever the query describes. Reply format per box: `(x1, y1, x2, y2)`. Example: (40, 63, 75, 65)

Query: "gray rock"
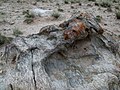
(0, 21, 120, 90)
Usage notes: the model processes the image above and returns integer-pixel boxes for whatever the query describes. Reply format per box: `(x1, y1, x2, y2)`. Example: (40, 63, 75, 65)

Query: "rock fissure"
(31, 50, 37, 90)
(9, 84, 13, 90)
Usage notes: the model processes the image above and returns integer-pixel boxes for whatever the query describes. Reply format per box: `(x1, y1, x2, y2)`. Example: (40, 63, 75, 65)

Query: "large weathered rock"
(0, 13, 120, 90)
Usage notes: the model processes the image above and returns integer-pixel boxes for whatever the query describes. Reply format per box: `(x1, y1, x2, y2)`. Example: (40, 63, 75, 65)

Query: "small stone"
(9, 22, 15, 25)
(56, 3, 60, 6)
(71, 6, 74, 9)
(15, 10, 19, 13)
(104, 23, 107, 26)
(3, 28, 10, 31)
(87, 4, 93, 7)
(32, 2, 37, 5)
(107, 7, 112, 12)
(94, 2, 99, 6)
(68, 10, 70, 12)
(79, 3, 82, 6)
(58, 8, 64, 12)
(0, 69, 3, 74)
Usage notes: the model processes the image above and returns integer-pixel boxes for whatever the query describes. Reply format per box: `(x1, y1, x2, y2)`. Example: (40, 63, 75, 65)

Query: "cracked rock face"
(0, 21, 120, 90)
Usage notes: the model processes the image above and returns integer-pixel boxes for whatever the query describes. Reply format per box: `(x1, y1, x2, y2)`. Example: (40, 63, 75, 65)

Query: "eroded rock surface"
(0, 13, 120, 90)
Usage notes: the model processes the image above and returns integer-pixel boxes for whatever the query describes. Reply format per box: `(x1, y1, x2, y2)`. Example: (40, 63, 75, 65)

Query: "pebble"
(0, 69, 3, 74)
(79, 2, 82, 6)
(32, 2, 37, 5)
(9, 22, 15, 25)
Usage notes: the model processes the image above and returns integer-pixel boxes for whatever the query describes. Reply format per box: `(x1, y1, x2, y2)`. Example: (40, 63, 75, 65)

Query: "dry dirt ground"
(0, 0, 120, 37)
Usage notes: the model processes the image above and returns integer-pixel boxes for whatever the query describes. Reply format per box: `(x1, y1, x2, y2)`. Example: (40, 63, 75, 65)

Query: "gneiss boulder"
(0, 12, 120, 90)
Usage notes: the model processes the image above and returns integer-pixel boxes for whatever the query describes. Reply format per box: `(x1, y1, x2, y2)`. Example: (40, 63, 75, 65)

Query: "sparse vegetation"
(113, 0, 118, 3)
(17, 0, 25, 3)
(64, 0, 80, 4)
(0, 12, 5, 15)
(70, 0, 76, 3)
(0, 11, 5, 19)
(119, 35, 120, 38)
(0, 33, 13, 46)
(115, 6, 119, 10)
(58, 8, 64, 12)
(22, 10, 29, 15)
(13, 28, 23, 37)
(0, 0, 7, 3)
(107, 7, 112, 12)
(23, 10, 35, 24)
(100, 1, 111, 8)
(64, 0, 69, 4)
(52, 12, 60, 19)
(35, 0, 41, 2)
(88, 0, 96, 2)
(70, 0, 80, 3)
(94, 2, 99, 6)
(24, 18, 34, 24)
(25, 13, 34, 19)
(95, 15, 102, 22)
(115, 11, 120, 19)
